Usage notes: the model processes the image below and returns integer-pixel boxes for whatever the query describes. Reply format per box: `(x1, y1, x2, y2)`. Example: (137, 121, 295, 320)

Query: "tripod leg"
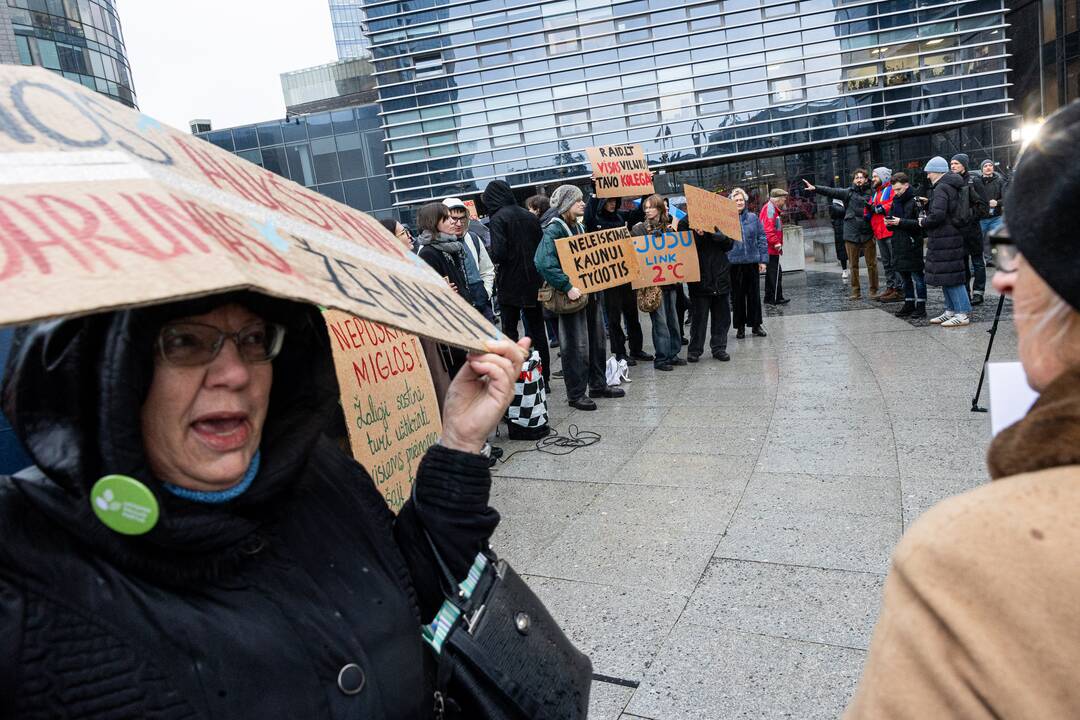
(971, 294, 1007, 412)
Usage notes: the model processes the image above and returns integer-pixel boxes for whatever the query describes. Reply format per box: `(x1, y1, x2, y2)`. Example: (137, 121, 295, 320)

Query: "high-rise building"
(0, 0, 136, 107)
(364, 0, 1018, 210)
(330, 0, 372, 59)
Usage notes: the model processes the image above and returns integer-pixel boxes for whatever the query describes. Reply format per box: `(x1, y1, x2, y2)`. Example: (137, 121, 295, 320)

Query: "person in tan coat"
(845, 99, 1080, 719)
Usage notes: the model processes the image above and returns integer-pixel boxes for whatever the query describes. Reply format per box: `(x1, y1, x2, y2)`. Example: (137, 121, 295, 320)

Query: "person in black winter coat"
(484, 179, 551, 384)
(950, 154, 988, 304)
(804, 171, 876, 299)
(919, 156, 972, 326)
(0, 289, 533, 719)
(883, 172, 927, 319)
(416, 202, 474, 376)
(973, 159, 1007, 265)
(585, 195, 650, 364)
(684, 217, 735, 361)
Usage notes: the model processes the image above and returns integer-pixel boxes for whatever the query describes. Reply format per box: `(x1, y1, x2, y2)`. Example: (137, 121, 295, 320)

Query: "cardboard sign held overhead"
(0, 66, 498, 352)
(684, 184, 743, 242)
(630, 231, 701, 289)
(586, 144, 654, 198)
(463, 199, 479, 220)
(324, 310, 442, 512)
(555, 226, 637, 294)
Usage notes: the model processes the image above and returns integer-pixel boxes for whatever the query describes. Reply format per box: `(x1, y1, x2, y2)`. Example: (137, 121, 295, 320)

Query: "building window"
(490, 121, 523, 147)
(626, 100, 660, 126)
(546, 28, 579, 54)
(414, 53, 444, 78)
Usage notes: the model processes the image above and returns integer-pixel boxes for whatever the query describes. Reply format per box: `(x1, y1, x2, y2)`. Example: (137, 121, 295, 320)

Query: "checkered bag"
(506, 350, 550, 440)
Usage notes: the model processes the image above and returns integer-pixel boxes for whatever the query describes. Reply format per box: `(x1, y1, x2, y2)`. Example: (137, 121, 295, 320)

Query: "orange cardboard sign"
(554, 226, 637, 294)
(463, 199, 479, 220)
(684, 184, 743, 241)
(585, 144, 654, 198)
(629, 231, 701, 289)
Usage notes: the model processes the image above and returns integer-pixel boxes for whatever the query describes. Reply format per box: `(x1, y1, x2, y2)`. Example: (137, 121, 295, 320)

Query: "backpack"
(505, 350, 550, 441)
(951, 177, 982, 227)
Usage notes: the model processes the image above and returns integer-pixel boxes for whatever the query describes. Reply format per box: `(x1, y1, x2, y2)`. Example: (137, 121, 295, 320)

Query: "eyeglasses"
(396, 226, 413, 240)
(990, 239, 1020, 273)
(448, 215, 466, 224)
(157, 321, 286, 366)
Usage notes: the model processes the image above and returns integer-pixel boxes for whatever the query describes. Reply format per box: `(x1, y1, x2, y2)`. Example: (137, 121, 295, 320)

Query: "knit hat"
(872, 166, 892, 184)
(442, 197, 467, 211)
(1005, 99, 1080, 312)
(924, 156, 949, 173)
(548, 185, 583, 216)
(981, 159, 995, 170)
(950, 153, 970, 170)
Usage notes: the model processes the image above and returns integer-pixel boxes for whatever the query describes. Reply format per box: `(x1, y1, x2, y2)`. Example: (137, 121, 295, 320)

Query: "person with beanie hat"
(868, 167, 903, 302)
(949, 153, 988, 304)
(919, 156, 971, 326)
(534, 184, 624, 409)
(973, 159, 1008, 266)
(845, 99, 1080, 719)
(883, 172, 927, 318)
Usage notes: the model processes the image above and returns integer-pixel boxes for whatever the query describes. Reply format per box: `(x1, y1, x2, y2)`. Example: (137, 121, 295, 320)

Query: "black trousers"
(764, 255, 784, 303)
(674, 284, 690, 339)
(603, 283, 644, 359)
(558, 295, 608, 402)
(689, 294, 732, 357)
(501, 303, 550, 384)
(730, 264, 763, 330)
(833, 223, 848, 269)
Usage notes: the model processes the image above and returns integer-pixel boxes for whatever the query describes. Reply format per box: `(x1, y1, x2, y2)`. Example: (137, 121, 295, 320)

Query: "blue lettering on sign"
(644, 253, 676, 265)
(0, 76, 175, 165)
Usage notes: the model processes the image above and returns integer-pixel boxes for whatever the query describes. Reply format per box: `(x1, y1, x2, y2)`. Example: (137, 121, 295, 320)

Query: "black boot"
(910, 303, 927, 319)
(895, 301, 915, 318)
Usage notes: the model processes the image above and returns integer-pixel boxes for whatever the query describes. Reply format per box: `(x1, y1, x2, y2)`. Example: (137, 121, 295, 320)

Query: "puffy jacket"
(0, 293, 498, 719)
(726, 209, 768, 265)
(534, 215, 583, 294)
(888, 187, 925, 273)
(868, 184, 895, 240)
(954, 171, 986, 253)
(816, 184, 873, 243)
(973, 171, 1008, 219)
(759, 200, 783, 256)
(681, 218, 734, 297)
(484, 180, 544, 308)
(921, 173, 968, 287)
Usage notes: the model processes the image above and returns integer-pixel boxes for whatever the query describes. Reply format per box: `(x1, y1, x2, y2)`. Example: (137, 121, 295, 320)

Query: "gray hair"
(730, 187, 748, 202)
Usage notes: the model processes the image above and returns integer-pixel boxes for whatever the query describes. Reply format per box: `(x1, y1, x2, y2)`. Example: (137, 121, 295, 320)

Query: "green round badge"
(90, 475, 160, 535)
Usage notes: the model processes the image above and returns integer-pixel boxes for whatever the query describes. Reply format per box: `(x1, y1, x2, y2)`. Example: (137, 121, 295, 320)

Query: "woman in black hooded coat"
(0, 291, 536, 719)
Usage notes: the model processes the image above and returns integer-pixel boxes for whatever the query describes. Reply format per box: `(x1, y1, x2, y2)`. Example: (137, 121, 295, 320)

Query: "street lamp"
(1010, 120, 1045, 150)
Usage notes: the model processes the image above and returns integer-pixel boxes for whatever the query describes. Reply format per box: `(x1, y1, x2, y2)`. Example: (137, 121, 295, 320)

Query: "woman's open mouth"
(191, 412, 250, 452)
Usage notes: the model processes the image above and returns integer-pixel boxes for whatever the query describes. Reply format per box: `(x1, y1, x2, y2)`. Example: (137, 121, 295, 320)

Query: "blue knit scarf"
(164, 451, 260, 504)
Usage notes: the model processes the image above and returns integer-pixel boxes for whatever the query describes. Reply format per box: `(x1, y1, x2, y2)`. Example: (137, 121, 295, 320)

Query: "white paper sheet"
(987, 362, 1040, 436)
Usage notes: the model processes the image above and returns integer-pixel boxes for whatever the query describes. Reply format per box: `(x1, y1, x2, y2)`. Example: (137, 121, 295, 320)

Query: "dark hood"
(481, 180, 517, 213)
(938, 172, 966, 191)
(1, 292, 339, 583)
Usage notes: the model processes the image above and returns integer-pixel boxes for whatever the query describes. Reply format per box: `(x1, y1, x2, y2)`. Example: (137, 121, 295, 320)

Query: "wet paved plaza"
(490, 266, 1017, 719)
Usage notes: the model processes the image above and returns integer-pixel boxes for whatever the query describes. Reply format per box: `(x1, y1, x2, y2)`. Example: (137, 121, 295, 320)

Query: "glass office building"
(330, 0, 373, 58)
(364, 0, 1012, 208)
(0, 0, 136, 107)
(197, 104, 402, 223)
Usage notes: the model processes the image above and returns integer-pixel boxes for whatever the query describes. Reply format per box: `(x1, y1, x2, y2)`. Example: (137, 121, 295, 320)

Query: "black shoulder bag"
(420, 529, 592, 719)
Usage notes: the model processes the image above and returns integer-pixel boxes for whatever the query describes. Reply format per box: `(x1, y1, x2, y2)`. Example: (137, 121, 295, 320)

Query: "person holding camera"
(883, 172, 927, 319)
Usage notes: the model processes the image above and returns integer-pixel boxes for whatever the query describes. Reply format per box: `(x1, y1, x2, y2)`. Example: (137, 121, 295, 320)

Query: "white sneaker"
(841, 269, 850, 280)
(941, 314, 970, 327)
(929, 311, 954, 325)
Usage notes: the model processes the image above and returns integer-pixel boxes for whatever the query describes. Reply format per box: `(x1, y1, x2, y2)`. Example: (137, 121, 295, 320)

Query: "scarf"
(418, 230, 482, 286)
(987, 365, 1080, 479)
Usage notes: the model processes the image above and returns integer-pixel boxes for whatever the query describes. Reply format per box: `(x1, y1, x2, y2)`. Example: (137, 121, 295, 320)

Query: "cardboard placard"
(630, 231, 701, 289)
(684, 184, 742, 242)
(585, 144, 654, 198)
(324, 310, 442, 512)
(0, 66, 497, 351)
(463, 199, 479, 220)
(554, 226, 637, 294)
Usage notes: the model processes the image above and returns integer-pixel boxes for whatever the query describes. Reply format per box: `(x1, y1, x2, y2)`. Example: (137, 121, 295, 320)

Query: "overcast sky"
(122, 1, 338, 132)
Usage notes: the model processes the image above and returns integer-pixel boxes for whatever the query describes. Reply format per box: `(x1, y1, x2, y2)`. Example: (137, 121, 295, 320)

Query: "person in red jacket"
(868, 167, 903, 302)
(761, 188, 790, 305)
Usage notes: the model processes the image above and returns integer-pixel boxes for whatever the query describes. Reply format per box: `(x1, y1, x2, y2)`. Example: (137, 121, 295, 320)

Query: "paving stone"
(757, 415, 900, 478)
(617, 450, 756, 488)
(625, 622, 864, 720)
(524, 575, 688, 681)
(588, 680, 635, 720)
(588, 483, 745, 534)
(683, 558, 885, 650)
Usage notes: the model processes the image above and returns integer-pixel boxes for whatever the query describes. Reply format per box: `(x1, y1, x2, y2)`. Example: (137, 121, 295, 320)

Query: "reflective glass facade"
(331, 0, 373, 58)
(1, 0, 136, 107)
(197, 104, 403, 224)
(364, 0, 1011, 206)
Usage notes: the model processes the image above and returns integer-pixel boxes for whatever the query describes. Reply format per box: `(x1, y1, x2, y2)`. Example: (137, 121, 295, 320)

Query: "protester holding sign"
(585, 196, 650, 366)
(683, 217, 735, 362)
(0, 289, 529, 718)
(726, 188, 769, 339)
(632, 195, 686, 370)
(535, 185, 625, 409)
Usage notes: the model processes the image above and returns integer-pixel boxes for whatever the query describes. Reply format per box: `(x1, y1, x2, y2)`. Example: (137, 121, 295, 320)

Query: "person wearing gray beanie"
(870, 167, 902, 300)
(949, 154, 988, 304)
(534, 184, 622, 409)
